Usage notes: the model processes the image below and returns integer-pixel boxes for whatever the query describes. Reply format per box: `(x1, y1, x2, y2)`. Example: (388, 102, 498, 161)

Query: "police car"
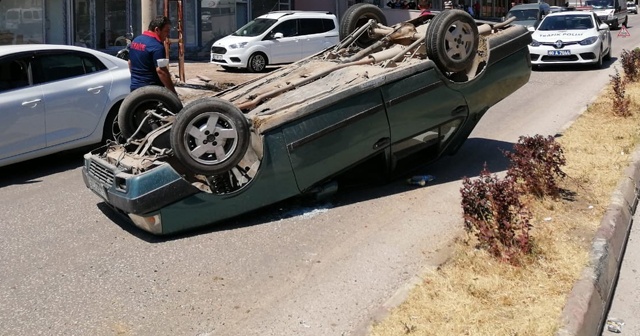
(529, 11, 612, 69)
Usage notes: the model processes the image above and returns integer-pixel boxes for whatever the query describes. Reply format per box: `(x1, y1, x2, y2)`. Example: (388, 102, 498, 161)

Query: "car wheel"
(425, 10, 479, 73)
(102, 107, 122, 143)
(170, 98, 250, 175)
(247, 53, 267, 72)
(595, 46, 604, 69)
(118, 86, 183, 140)
(611, 18, 619, 29)
(604, 45, 612, 61)
(339, 3, 387, 48)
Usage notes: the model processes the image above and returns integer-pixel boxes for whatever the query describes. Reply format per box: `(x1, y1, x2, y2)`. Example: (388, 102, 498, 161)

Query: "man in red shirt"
(473, 0, 481, 18)
(128, 16, 176, 94)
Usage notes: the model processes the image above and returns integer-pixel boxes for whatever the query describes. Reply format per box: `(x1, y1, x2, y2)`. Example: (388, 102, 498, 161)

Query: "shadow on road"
(533, 56, 618, 72)
(0, 147, 93, 188)
(106, 137, 517, 242)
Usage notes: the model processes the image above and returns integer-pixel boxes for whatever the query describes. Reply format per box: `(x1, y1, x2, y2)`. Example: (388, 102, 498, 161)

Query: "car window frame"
(0, 52, 35, 93)
(31, 50, 108, 85)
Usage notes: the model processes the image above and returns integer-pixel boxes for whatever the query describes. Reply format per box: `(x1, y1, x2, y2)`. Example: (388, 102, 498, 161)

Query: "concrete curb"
(556, 151, 640, 336)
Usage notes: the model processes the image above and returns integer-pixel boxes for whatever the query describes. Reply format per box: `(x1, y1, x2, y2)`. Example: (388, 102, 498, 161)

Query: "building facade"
(0, 0, 557, 59)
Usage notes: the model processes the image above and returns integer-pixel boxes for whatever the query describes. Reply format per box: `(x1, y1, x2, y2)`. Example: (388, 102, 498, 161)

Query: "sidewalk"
(556, 153, 640, 336)
(601, 213, 640, 335)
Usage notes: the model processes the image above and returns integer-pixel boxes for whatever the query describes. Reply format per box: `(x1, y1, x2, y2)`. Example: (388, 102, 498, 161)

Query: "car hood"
(514, 19, 537, 27)
(533, 30, 592, 41)
(592, 8, 615, 15)
(213, 35, 256, 48)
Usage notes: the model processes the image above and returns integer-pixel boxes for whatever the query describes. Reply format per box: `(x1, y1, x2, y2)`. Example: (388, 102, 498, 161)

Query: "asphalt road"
(2, 17, 640, 336)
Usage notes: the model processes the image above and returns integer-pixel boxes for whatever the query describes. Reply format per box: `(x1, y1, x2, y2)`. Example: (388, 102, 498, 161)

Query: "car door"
(266, 18, 302, 64)
(298, 18, 338, 58)
(32, 51, 112, 147)
(380, 68, 467, 171)
(0, 53, 46, 160)
(282, 90, 390, 191)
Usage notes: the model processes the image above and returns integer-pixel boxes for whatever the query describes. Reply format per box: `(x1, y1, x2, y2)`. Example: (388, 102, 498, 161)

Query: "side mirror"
(599, 23, 609, 30)
(273, 32, 284, 39)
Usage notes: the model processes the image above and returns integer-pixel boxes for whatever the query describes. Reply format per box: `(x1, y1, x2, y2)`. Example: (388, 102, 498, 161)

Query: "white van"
(585, 0, 628, 28)
(210, 11, 339, 72)
(4, 8, 42, 30)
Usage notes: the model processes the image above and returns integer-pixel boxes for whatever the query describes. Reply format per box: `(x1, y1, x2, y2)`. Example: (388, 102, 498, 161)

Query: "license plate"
(88, 178, 108, 200)
(212, 54, 223, 60)
(548, 50, 571, 56)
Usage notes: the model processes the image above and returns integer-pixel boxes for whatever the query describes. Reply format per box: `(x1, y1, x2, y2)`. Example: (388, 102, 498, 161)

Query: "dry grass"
(369, 82, 640, 336)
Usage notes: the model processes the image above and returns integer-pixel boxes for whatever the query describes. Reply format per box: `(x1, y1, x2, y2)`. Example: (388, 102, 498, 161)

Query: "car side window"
(272, 19, 298, 38)
(299, 18, 336, 35)
(322, 19, 336, 32)
(32, 52, 105, 84)
(0, 58, 31, 93)
(82, 55, 107, 73)
(299, 19, 325, 35)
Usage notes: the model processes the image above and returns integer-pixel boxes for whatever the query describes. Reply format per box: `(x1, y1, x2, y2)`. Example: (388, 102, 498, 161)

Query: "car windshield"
(232, 18, 277, 37)
(627, 2, 636, 5)
(537, 15, 594, 30)
(584, 0, 614, 9)
(506, 9, 540, 21)
(6, 11, 19, 20)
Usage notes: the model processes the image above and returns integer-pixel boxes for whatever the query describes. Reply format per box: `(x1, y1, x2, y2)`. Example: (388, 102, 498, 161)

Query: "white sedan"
(0, 45, 131, 167)
(529, 11, 612, 69)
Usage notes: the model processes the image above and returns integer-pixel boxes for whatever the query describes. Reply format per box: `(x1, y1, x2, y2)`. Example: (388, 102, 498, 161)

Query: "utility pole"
(163, 0, 185, 82)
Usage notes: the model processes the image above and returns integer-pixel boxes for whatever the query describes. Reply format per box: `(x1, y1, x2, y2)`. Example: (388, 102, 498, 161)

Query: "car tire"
(170, 98, 250, 175)
(247, 53, 267, 72)
(604, 45, 612, 61)
(595, 46, 604, 69)
(102, 107, 122, 143)
(339, 3, 387, 48)
(425, 10, 479, 73)
(118, 85, 183, 140)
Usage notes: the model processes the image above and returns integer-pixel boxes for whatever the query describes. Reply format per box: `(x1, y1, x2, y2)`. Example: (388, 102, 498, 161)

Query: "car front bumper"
(529, 43, 601, 65)
(82, 153, 199, 216)
(210, 48, 250, 68)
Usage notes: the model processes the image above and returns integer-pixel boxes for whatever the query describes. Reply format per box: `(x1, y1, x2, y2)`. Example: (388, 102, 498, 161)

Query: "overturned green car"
(82, 7, 532, 235)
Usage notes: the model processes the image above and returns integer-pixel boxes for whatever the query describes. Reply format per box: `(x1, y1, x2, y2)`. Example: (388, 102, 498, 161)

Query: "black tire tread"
(425, 10, 479, 73)
(117, 86, 183, 139)
(339, 3, 387, 48)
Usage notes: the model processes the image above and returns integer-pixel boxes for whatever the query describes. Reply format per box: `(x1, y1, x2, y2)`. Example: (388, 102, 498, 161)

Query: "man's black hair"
(148, 16, 171, 31)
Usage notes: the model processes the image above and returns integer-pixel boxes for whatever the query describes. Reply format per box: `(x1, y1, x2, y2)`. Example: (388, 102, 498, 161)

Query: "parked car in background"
(83, 6, 532, 235)
(210, 11, 340, 72)
(529, 11, 612, 69)
(627, 1, 637, 14)
(506, 2, 552, 31)
(0, 45, 130, 167)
